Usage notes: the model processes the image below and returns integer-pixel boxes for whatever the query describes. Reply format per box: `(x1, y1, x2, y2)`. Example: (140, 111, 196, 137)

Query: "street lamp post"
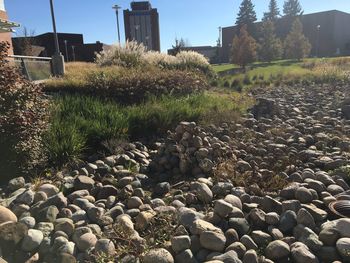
(218, 26, 222, 47)
(316, 25, 321, 58)
(134, 25, 140, 42)
(72, 45, 76, 61)
(49, 0, 65, 76)
(112, 5, 121, 44)
(64, 40, 69, 62)
(50, 0, 60, 55)
(145, 36, 150, 50)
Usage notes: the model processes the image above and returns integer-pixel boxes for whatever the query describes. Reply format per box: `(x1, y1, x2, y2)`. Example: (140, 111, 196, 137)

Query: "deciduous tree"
(169, 38, 186, 56)
(231, 25, 257, 68)
(14, 27, 36, 56)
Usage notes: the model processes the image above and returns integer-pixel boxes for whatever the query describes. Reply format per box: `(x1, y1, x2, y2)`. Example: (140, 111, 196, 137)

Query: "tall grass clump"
(96, 40, 146, 68)
(94, 41, 214, 76)
(142, 51, 178, 69)
(44, 92, 250, 166)
(44, 95, 129, 165)
(176, 51, 213, 75)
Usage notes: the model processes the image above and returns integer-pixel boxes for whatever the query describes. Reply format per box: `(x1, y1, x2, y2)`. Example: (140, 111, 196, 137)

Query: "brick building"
(0, 0, 19, 55)
(12, 32, 104, 62)
(124, 1, 160, 51)
(222, 10, 350, 63)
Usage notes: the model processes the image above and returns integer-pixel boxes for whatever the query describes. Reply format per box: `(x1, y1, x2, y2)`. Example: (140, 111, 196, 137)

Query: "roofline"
(35, 32, 84, 37)
(221, 9, 350, 30)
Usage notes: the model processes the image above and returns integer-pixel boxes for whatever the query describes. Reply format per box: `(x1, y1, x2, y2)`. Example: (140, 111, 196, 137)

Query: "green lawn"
(214, 57, 350, 90)
(212, 63, 240, 73)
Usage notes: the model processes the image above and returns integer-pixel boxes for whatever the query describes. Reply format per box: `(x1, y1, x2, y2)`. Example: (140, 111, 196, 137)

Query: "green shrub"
(210, 79, 219, 87)
(231, 79, 241, 88)
(223, 80, 230, 88)
(243, 74, 251, 85)
(0, 42, 49, 178)
(45, 67, 209, 104)
(233, 85, 243, 93)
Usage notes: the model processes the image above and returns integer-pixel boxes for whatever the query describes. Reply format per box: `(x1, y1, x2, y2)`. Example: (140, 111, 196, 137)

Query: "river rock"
(0, 205, 17, 224)
(265, 240, 290, 260)
(21, 229, 44, 251)
(143, 248, 174, 263)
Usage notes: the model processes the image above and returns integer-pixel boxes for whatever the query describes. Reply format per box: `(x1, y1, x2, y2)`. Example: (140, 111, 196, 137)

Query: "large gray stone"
(0, 205, 17, 224)
(191, 182, 213, 204)
(21, 229, 43, 251)
(95, 239, 115, 256)
(336, 238, 350, 261)
(171, 235, 191, 253)
(265, 240, 290, 260)
(214, 199, 233, 218)
(200, 231, 226, 252)
(143, 248, 174, 263)
(76, 232, 97, 251)
(290, 242, 318, 263)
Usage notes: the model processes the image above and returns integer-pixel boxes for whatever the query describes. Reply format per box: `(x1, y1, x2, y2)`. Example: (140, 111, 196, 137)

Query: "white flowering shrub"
(142, 51, 178, 69)
(176, 51, 212, 75)
(96, 42, 214, 76)
(96, 40, 147, 68)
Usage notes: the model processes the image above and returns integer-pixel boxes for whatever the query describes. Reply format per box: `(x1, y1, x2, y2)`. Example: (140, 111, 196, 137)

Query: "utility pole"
(50, 0, 60, 55)
(64, 40, 69, 62)
(134, 25, 140, 42)
(72, 45, 76, 61)
(49, 0, 65, 76)
(145, 36, 150, 50)
(112, 5, 121, 44)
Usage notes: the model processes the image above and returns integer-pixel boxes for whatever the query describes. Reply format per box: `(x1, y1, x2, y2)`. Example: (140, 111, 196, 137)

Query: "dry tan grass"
(213, 158, 288, 195)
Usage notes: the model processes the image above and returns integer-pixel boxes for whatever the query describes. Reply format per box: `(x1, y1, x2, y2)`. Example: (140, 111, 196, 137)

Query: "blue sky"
(6, 0, 350, 52)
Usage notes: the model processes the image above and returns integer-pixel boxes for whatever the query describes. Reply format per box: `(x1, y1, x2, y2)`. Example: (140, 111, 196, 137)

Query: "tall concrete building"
(124, 1, 160, 51)
(0, 0, 19, 54)
(222, 10, 350, 63)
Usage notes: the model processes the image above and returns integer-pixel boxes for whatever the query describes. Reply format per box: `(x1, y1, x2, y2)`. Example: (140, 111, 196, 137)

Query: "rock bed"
(0, 84, 350, 262)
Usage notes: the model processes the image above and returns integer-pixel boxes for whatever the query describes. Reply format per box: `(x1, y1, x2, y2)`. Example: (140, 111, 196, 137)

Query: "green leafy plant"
(0, 42, 49, 178)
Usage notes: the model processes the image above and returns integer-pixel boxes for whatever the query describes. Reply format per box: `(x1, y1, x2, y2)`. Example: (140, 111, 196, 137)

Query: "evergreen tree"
(263, 0, 280, 22)
(258, 21, 283, 62)
(236, 0, 257, 35)
(231, 25, 257, 68)
(284, 19, 311, 60)
(283, 0, 303, 17)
